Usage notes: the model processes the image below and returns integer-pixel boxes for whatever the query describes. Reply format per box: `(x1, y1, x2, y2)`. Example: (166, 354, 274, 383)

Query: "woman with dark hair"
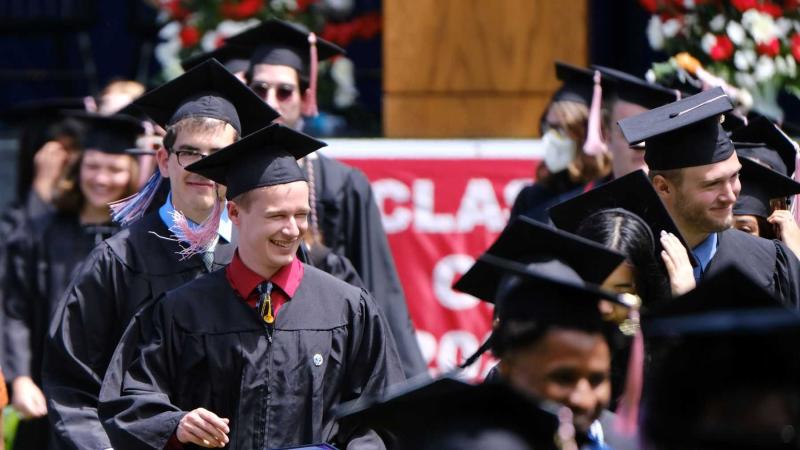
(3, 113, 141, 450)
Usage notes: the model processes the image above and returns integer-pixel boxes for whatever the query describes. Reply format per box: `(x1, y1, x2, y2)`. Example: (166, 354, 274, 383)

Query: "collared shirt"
(158, 193, 233, 246)
(225, 251, 304, 316)
(691, 232, 719, 282)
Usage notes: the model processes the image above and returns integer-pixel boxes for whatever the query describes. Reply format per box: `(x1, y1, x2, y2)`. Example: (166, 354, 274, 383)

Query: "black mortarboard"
(641, 266, 800, 449)
(336, 375, 561, 450)
(225, 19, 344, 80)
(592, 65, 679, 110)
(548, 169, 697, 266)
(732, 115, 797, 176)
(452, 216, 626, 302)
(181, 44, 252, 75)
(132, 59, 278, 136)
(618, 87, 735, 170)
(477, 254, 626, 332)
(185, 123, 325, 200)
(552, 61, 615, 106)
(65, 111, 143, 154)
(733, 156, 800, 219)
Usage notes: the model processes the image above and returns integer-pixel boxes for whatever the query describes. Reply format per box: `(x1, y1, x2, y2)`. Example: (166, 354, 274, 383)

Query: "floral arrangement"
(149, 0, 381, 109)
(641, 0, 800, 120)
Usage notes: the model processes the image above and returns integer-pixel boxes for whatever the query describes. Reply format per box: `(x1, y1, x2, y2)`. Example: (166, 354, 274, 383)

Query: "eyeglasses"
(248, 81, 298, 102)
(173, 150, 209, 167)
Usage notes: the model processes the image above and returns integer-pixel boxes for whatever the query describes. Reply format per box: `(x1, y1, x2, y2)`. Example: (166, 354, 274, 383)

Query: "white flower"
(726, 21, 746, 46)
(776, 55, 788, 75)
(735, 72, 757, 89)
(777, 18, 794, 38)
(701, 33, 717, 55)
(155, 36, 183, 80)
(662, 18, 682, 38)
(645, 69, 657, 84)
(159, 20, 181, 40)
(331, 57, 358, 108)
(201, 30, 219, 52)
(741, 10, 779, 44)
(734, 51, 751, 71)
(647, 16, 665, 50)
(710, 15, 725, 32)
(787, 55, 797, 78)
(754, 55, 776, 82)
(216, 19, 260, 37)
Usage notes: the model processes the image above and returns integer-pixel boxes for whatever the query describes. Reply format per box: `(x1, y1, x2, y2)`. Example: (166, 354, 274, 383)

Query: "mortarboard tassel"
(794, 152, 800, 224)
(109, 171, 162, 226)
(614, 293, 643, 437)
(301, 32, 319, 118)
(458, 334, 494, 370)
(583, 70, 607, 156)
(170, 187, 223, 259)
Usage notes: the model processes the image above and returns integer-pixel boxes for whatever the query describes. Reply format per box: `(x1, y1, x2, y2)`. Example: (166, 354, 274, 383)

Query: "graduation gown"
(41, 210, 236, 450)
(308, 155, 426, 377)
(99, 265, 405, 450)
(704, 228, 800, 308)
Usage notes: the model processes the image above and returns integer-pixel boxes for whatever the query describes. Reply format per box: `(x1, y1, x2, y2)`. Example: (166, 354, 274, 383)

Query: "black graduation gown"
(99, 265, 405, 450)
(41, 210, 236, 450)
(704, 228, 800, 308)
(308, 243, 365, 289)
(308, 155, 426, 377)
(3, 213, 118, 450)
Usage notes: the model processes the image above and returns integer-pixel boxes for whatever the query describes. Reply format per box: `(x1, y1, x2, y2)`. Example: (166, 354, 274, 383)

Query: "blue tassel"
(109, 171, 162, 226)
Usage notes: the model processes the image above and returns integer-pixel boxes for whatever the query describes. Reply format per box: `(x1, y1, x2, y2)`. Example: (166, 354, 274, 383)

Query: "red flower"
(219, 0, 264, 20)
(179, 25, 200, 48)
(791, 33, 800, 61)
(639, 0, 659, 12)
(296, 0, 317, 12)
(787, 0, 800, 10)
(757, 37, 781, 57)
(756, 2, 783, 17)
(731, 0, 757, 11)
(710, 35, 734, 61)
(321, 13, 382, 48)
(165, 0, 190, 21)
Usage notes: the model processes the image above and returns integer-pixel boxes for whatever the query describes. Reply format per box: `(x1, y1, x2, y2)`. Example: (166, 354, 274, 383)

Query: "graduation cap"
(184, 123, 325, 200)
(335, 375, 562, 450)
(131, 58, 278, 136)
(592, 65, 679, 110)
(225, 19, 344, 80)
(733, 156, 800, 219)
(732, 115, 797, 176)
(617, 87, 735, 170)
(452, 216, 626, 303)
(181, 44, 252, 75)
(641, 266, 800, 449)
(552, 61, 615, 106)
(548, 169, 697, 266)
(65, 111, 143, 154)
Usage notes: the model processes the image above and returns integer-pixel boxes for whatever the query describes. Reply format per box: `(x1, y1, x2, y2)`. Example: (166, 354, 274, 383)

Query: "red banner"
(337, 154, 537, 378)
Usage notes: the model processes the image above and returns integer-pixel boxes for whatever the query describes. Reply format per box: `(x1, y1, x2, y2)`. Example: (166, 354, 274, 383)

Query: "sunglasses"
(248, 81, 298, 102)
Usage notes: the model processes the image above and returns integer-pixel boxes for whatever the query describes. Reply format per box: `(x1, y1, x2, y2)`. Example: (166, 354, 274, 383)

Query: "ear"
(651, 174, 672, 201)
(155, 147, 171, 178)
(227, 200, 241, 227)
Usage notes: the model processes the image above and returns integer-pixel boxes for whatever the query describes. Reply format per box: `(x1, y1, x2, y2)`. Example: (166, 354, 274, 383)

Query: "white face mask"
(542, 129, 577, 173)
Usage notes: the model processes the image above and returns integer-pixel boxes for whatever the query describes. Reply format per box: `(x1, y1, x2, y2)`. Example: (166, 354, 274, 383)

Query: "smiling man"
(99, 124, 404, 450)
(41, 59, 279, 449)
(618, 87, 800, 307)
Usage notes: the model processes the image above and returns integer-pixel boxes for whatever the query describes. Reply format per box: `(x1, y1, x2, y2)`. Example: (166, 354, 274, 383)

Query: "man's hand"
(32, 141, 71, 202)
(768, 210, 800, 259)
(11, 376, 48, 419)
(660, 230, 696, 297)
(176, 408, 230, 448)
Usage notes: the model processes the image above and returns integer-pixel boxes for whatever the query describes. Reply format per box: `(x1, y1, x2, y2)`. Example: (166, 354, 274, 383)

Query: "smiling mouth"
(270, 239, 295, 249)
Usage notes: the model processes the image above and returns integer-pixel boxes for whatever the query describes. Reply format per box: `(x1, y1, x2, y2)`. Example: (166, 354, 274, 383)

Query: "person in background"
(227, 18, 427, 377)
(510, 62, 613, 224)
(3, 113, 141, 450)
(92, 80, 146, 116)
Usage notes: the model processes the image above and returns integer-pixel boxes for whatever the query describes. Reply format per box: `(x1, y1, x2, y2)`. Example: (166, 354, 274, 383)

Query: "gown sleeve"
(335, 290, 405, 450)
(773, 239, 800, 309)
(41, 243, 122, 450)
(2, 230, 37, 382)
(99, 297, 186, 450)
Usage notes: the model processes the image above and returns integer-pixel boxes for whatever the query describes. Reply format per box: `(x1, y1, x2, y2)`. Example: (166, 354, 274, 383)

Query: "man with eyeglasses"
(226, 19, 429, 378)
(41, 59, 279, 450)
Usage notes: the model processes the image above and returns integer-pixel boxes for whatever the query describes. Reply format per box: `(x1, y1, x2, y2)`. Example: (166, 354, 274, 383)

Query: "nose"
(721, 177, 739, 204)
(266, 88, 280, 111)
(566, 378, 596, 415)
(283, 216, 300, 238)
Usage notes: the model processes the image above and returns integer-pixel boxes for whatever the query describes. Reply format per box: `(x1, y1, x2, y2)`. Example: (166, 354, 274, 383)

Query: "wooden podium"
(383, 0, 588, 138)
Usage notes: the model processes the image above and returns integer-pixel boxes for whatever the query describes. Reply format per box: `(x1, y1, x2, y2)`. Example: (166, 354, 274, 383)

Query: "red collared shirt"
(166, 253, 305, 449)
(225, 251, 304, 316)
